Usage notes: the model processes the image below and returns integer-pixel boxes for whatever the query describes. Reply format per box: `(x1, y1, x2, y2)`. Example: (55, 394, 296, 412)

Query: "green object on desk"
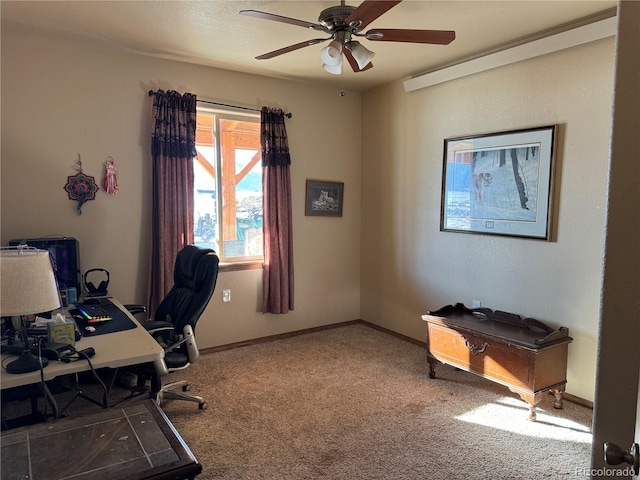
(47, 321, 75, 346)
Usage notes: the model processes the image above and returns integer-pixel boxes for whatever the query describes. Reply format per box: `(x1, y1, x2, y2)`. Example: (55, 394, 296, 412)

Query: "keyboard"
(76, 303, 113, 324)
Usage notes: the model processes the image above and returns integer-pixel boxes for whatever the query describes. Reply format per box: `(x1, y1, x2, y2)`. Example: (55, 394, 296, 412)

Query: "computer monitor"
(7, 237, 81, 298)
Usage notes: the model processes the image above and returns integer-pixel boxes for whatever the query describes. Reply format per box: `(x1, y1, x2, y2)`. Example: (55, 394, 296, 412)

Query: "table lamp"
(0, 246, 62, 373)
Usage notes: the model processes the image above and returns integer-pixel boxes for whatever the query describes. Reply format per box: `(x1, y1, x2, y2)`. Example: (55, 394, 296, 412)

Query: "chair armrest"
(124, 304, 147, 316)
(142, 323, 197, 360)
(143, 322, 183, 356)
(143, 321, 174, 333)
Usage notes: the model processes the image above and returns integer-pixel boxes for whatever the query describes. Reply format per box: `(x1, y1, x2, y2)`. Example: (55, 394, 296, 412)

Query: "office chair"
(124, 245, 219, 409)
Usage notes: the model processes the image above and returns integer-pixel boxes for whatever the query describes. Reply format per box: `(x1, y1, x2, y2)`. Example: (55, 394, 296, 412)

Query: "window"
(194, 107, 263, 263)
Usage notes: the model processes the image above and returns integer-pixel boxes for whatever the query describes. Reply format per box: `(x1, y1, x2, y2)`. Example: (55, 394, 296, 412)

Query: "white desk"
(0, 297, 164, 390)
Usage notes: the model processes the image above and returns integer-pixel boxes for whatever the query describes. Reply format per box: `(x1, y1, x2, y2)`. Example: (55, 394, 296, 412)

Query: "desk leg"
(151, 372, 161, 400)
(528, 404, 537, 421)
(40, 383, 59, 420)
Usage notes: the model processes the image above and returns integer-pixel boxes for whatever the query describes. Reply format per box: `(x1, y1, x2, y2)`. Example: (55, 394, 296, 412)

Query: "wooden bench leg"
(426, 355, 438, 379)
(553, 389, 564, 409)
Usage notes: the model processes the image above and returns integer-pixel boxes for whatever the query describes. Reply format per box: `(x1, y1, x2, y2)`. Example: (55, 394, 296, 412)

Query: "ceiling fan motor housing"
(318, 6, 358, 32)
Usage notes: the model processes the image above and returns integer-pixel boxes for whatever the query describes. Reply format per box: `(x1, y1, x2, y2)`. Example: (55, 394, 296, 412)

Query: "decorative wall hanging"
(305, 179, 344, 217)
(440, 125, 558, 240)
(102, 156, 119, 195)
(64, 156, 98, 215)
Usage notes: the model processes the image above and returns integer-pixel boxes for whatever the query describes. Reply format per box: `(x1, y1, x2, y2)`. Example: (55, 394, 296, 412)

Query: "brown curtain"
(261, 107, 294, 314)
(147, 90, 197, 316)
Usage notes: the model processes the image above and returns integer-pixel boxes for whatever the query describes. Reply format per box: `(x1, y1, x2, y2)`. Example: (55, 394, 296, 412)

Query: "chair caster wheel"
(182, 385, 191, 392)
(199, 402, 208, 410)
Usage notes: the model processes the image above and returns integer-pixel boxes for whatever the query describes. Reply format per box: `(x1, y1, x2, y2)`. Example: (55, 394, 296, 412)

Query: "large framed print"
(440, 125, 557, 240)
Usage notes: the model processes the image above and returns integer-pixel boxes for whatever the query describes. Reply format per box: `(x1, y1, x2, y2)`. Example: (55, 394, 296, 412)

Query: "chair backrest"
(154, 245, 219, 333)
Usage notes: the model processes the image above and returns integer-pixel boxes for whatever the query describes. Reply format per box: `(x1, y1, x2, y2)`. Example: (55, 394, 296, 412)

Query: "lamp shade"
(0, 247, 61, 316)
(323, 62, 342, 75)
(349, 42, 375, 70)
(320, 39, 343, 66)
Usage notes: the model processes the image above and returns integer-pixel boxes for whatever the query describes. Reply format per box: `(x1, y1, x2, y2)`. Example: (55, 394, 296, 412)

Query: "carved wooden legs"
(427, 357, 437, 379)
(553, 388, 564, 409)
(527, 389, 564, 421)
(527, 395, 562, 421)
(425, 349, 567, 421)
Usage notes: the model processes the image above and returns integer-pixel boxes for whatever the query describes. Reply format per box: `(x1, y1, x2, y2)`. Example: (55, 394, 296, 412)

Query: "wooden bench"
(422, 303, 573, 420)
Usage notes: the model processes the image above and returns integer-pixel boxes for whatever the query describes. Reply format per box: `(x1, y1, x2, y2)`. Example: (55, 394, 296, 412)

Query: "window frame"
(195, 106, 263, 267)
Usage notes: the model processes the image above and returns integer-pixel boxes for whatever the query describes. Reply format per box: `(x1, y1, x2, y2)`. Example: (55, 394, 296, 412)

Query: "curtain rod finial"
(148, 90, 155, 96)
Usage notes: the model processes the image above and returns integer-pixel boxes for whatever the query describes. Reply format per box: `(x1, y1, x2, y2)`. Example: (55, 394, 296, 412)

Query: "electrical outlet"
(472, 299, 481, 308)
(222, 289, 231, 303)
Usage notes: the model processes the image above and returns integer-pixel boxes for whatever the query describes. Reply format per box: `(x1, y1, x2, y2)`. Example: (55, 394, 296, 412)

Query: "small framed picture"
(441, 125, 558, 240)
(305, 180, 344, 217)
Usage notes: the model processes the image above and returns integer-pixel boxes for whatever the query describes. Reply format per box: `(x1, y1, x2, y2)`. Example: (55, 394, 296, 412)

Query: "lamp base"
(6, 348, 49, 374)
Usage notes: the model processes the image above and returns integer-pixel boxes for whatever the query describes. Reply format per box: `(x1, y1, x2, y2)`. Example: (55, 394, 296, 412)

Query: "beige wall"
(1, 22, 618, 403)
(0, 25, 362, 349)
(361, 38, 615, 401)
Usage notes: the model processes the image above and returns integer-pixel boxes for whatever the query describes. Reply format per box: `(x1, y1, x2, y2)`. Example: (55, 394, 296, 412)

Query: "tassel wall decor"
(102, 156, 119, 195)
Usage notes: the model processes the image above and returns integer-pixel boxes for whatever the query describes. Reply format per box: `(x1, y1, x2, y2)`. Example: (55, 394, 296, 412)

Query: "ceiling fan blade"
(255, 38, 330, 60)
(240, 10, 328, 32)
(365, 28, 456, 45)
(344, 48, 374, 73)
(345, 1, 402, 30)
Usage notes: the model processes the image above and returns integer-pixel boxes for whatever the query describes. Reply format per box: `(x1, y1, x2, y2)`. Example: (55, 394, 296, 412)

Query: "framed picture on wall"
(440, 125, 558, 240)
(305, 180, 344, 217)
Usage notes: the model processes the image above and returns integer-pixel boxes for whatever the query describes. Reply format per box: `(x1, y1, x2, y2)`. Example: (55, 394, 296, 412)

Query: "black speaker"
(83, 268, 110, 296)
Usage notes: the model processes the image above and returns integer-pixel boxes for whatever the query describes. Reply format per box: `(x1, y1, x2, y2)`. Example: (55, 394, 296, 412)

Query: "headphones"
(83, 268, 110, 295)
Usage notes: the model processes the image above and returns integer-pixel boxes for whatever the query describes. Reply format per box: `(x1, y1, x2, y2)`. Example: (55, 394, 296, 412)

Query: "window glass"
(194, 109, 262, 262)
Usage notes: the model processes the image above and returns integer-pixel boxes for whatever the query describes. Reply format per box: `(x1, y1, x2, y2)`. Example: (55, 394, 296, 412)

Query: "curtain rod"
(148, 90, 292, 118)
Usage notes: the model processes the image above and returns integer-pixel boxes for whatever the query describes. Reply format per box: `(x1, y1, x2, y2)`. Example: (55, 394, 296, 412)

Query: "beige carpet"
(157, 323, 593, 480)
(2, 323, 594, 479)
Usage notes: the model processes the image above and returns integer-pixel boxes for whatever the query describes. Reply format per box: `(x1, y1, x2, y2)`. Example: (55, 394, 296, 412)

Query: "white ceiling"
(1, 1, 617, 92)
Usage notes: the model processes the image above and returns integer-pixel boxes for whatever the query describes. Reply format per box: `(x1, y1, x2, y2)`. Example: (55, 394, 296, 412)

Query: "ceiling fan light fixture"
(323, 61, 342, 75)
(241, 2, 457, 75)
(348, 42, 375, 69)
(320, 39, 343, 66)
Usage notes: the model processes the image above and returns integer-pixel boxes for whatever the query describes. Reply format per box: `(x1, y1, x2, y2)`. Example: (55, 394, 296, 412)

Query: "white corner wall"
(1, 25, 362, 349)
(361, 38, 615, 402)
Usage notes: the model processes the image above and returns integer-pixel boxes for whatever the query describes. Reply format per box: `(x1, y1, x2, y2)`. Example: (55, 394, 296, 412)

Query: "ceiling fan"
(239, 0, 455, 75)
